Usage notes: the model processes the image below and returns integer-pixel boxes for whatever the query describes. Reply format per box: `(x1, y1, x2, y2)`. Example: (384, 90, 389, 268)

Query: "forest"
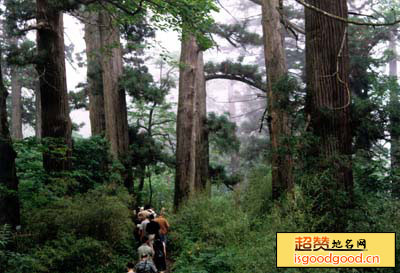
(1, 0, 400, 272)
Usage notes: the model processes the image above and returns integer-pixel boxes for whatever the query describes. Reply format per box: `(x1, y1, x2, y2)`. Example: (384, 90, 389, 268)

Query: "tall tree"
(36, 0, 72, 173)
(0, 47, 20, 228)
(305, 0, 353, 224)
(175, 34, 209, 209)
(175, 35, 199, 209)
(261, 0, 293, 199)
(84, 11, 106, 136)
(98, 10, 132, 192)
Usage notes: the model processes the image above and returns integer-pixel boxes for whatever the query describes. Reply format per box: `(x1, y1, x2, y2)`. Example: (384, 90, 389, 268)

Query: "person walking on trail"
(138, 211, 150, 242)
(154, 209, 169, 246)
(146, 214, 160, 246)
(134, 208, 143, 243)
(144, 204, 157, 218)
(153, 235, 167, 273)
(138, 235, 155, 261)
(135, 254, 158, 273)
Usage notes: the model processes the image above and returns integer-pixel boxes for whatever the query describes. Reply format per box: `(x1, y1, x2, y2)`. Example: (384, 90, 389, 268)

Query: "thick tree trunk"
(261, 0, 293, 199)
(11, 66, 23, 140)
(175, 35, 198, 209)
(36, 1, 72, 173)
(175, 35, 210, 209)
(305, 0, 353, 225)
(0, 52, 20, 228)
(389, 29, 400, 196)
(99, 11, 132, 192)
(84, 12, 106, 136)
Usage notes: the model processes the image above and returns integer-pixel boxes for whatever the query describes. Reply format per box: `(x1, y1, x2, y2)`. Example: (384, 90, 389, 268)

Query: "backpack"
(153, 239, 165, 259)
(135, 260, 157, 273)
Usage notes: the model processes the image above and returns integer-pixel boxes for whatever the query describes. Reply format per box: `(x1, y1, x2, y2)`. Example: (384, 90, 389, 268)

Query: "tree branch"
(249, 0, 262, 6)
(17, 22, 51, 34)
(205, 74, 266, 92)
(295, 0, 400, 26)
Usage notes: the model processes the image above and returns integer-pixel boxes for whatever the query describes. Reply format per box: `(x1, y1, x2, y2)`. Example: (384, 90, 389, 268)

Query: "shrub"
(27, 186, 134, 245)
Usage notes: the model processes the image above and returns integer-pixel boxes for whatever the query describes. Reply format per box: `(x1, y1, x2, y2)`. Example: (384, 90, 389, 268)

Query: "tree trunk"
(0, 50, 20, 228)
(175, 35, 208, 210)
(36, 1, 72, 173)
(389, 29, 400, 196)
(98, 11, 132, 192)
(261, 0, 293, 199)
(84, 11, 106, 136)
(11, 66, 23, 140)
(35, 79, 42, 139)
(305, 0, 353, 227)
(194, 51, 210, 194)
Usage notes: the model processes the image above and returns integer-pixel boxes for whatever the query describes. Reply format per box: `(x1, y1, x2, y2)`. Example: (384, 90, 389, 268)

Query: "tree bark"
(194, 51, 209, 194)
(84, 11, 106, 136)
(36, 0, 72, 173)
(305, 0, 353, 217)
(11, 66, 23, 140)
(175, 35, 198, 209)
(175, 35, 210, 210)
(261, 0, 293, 199)
(0, 50, 20, 228)
(99, 11, 132, 192)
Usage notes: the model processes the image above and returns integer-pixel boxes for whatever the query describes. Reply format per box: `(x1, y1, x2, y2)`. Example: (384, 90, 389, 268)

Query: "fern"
(0, 224, 12, 249)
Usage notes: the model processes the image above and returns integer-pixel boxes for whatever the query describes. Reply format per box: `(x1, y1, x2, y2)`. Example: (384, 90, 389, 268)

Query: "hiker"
(154, 209, 169, 246)
(133, 208, 143, 243)
(138, 235, 154, 261)
(144, 204, 157, 218)
(135, 254, 158, 273)
(126, 261, 135, 273)
(153, 235, 167, 273)
(146, 214, 160, 246)
(138, 211, 150, 242)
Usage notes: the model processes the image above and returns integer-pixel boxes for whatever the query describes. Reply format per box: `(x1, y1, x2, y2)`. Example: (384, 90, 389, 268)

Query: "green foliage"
(10, 235, 111, 273)
(3, 186, 135, 273)
(123, 66, 168, 104)
(170, 195, 252, 273)
(211, 23, 263, 48)
(208, 112, 240, 154)
(5, 39, 37, 66)
(140, 170, 174, 211)
(147, 0, 218, 49)
(0, 224, 13, 272)
(26, 186, 133, 245)
(4, 137, 140, 273)
(72, 136, 112, 192)
(170, 161, 400, 273)
(241, 164, 272, 217)
(208, 163, 241, 190)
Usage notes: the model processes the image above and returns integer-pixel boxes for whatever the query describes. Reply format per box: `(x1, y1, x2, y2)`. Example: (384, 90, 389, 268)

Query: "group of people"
(127, 205, 170, 273)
